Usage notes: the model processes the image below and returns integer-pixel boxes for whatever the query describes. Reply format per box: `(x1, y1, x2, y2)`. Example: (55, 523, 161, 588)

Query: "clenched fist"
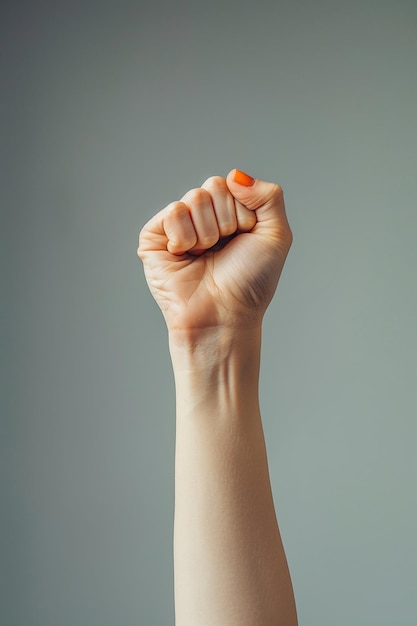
(138, 169, 292, 334)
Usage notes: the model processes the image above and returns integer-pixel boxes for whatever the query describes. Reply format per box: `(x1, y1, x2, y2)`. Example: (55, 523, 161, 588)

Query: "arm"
(138, 170, 297, 625)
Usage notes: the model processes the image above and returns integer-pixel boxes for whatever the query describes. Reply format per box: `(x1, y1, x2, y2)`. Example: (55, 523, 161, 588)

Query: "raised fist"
(138, 169, 292, 334)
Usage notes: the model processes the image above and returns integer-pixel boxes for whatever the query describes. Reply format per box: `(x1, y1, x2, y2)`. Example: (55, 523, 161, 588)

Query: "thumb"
(226, 169, 291, 243)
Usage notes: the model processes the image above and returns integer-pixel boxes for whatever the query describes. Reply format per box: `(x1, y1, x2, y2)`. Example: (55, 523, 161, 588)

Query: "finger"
(138, 208, 168, 259)
(138, 201, 198, 258)
(201, 176, 237, 237)
(164, 202, 198, 255)
(235, 200, 257, 233)
(226, 169, 292, 245)
(180, 188, 220, 252)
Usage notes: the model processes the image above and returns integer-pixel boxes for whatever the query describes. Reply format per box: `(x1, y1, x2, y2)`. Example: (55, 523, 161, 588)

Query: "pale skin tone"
(138, 169, 298, 625)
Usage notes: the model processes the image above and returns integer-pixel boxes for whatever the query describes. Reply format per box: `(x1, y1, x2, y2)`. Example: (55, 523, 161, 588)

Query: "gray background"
(2, 0, 416, 624)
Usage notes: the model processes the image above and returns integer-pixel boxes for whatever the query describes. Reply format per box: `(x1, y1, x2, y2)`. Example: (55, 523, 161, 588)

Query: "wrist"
(169, 326, 262, 419)
(168, 325, 262, 368)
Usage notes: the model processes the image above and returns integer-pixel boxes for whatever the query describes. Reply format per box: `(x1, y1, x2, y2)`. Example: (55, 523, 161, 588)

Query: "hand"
(138, 169, 292, 334)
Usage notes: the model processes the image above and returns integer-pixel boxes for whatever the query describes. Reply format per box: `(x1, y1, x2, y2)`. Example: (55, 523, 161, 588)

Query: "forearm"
(170, 328, 297, 626)
(138, 169, 296, 623)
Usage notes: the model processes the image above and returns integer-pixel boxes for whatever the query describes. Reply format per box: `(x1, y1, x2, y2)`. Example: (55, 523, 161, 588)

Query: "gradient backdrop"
(2, 0, 417, 624)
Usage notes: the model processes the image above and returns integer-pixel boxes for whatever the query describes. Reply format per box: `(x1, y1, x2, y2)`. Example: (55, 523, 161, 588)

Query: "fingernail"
(233, 169, 255, 187)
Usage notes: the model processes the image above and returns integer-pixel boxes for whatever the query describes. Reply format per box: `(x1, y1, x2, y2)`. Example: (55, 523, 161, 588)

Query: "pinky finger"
(164, 202, 197, 254)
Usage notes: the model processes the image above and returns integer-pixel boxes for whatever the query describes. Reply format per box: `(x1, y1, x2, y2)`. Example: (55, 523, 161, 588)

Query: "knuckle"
(168, 201, 186, 219)
(183, 187, 210, 206)
(202, 176, 226, 192)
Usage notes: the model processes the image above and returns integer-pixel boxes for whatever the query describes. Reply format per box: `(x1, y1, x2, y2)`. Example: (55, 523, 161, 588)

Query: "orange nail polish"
(233, 169, 255, 187)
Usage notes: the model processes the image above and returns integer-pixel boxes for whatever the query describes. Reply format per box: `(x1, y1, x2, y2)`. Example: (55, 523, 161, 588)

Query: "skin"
(138, 169, 297, 626)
